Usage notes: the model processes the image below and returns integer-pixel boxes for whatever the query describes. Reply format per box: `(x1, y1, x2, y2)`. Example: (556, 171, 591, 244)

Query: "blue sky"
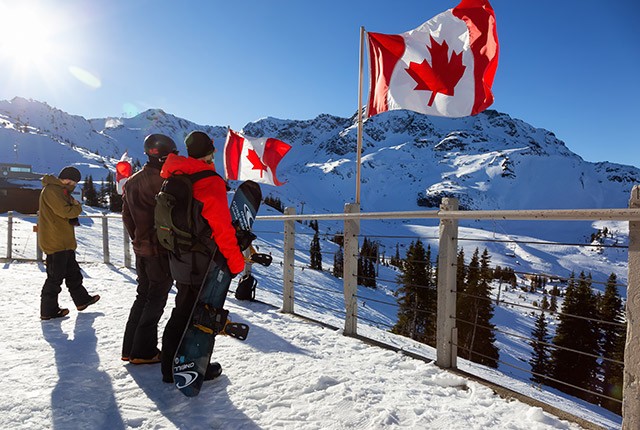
(1, 0, 639, 167)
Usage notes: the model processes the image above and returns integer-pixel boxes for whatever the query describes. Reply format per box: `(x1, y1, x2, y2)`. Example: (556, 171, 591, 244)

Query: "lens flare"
(68, 66, 101, 89)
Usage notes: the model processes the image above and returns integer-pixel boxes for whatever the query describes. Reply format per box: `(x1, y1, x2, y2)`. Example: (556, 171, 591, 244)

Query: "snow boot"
(204, 362, 223, 380)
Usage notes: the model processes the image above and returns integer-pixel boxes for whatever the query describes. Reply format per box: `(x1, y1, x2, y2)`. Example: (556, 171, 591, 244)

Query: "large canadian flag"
(367, 0, 499, 118)
(224, 129, 291, 186)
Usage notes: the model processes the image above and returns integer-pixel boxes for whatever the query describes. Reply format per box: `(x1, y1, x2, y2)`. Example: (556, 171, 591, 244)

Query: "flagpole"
(355, 26, 365, 205)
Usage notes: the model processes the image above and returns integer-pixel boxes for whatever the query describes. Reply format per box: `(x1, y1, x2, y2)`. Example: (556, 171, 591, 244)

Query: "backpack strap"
(188, 169, 221, 184)
(188, 169, 231, 191)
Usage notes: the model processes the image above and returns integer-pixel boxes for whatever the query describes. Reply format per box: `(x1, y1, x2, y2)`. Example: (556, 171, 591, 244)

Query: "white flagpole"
(223, 126, 231, 180)
(355, 26, 365, 205)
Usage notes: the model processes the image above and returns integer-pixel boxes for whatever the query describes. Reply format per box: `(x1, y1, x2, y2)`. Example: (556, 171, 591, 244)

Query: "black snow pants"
(122, 253, 173, 360)
(40, 250, 92, 317)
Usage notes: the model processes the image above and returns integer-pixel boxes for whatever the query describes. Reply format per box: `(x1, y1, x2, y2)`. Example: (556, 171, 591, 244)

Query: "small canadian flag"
(224, 129, 291, 186)
(115, 151, 132, 195)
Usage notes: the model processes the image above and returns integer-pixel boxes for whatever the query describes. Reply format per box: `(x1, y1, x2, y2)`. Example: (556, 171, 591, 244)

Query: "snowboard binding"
(192, 303, 229, 335)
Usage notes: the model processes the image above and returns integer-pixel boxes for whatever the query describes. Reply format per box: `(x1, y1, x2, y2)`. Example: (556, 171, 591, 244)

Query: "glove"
(69, 217, 80, 227)
(235, 229, 256, 250)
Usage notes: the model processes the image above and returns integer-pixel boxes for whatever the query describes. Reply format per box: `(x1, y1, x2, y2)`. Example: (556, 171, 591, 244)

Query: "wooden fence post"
(6, 211, 12, 259)
(343, 203, 360, 336)
(102, 214, 110, 264)
(282, 207, 296, 314)
(623, 186, 640, 429)
(436, 197, 459, 369)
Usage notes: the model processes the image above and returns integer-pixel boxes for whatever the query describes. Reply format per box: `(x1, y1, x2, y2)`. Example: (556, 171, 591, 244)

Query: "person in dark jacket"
(39, 166, 100, 320)
(121, 134, 177, 364)
(160, 131, 245, 383)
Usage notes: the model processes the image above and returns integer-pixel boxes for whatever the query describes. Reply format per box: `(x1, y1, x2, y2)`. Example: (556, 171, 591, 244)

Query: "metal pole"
(355, 26, 365, 205)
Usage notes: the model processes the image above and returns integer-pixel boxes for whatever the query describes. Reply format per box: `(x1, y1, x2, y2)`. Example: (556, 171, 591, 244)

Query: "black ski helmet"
(143, 134, 177, 159)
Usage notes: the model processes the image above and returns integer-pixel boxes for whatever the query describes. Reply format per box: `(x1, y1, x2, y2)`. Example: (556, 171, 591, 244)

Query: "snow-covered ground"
(0, 260, 598, 430)
(0, 204, 627, 429)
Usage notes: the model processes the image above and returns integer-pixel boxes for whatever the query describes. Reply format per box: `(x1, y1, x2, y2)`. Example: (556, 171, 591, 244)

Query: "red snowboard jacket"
(161, 153, 245, 276)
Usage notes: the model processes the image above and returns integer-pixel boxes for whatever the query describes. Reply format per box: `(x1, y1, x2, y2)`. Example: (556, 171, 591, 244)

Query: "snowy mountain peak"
(1, 98, 638, 215)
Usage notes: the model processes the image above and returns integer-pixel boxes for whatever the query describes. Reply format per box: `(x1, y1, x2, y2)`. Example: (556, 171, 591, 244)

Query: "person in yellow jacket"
(38, 166, 100, 320)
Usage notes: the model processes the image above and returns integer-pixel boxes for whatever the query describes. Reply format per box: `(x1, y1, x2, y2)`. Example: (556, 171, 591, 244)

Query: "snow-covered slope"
(1, 96, 638, 214)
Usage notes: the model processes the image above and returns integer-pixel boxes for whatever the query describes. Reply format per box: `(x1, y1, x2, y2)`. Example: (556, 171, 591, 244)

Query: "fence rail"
(2, 188, 640, 429)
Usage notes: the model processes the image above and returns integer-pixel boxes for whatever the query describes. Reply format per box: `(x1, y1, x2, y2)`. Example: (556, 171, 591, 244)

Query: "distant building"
(0, 163, 43, 214)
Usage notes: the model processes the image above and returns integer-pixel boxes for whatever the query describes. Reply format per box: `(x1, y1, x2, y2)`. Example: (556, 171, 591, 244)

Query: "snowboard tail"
(172, 180, 261, 397)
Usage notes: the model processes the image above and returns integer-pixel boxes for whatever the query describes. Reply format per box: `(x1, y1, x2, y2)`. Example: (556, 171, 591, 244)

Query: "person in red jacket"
(160, 131, 245, 383)
(121, 134, 177, 364)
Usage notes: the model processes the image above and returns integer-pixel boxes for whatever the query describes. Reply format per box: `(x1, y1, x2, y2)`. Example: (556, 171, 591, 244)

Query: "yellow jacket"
(37, 175, 82, 254)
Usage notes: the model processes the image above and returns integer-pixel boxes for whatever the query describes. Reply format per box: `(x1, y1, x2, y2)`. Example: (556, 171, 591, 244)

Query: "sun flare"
(0, 1, 99, 89)
(0, 2, 60, 69)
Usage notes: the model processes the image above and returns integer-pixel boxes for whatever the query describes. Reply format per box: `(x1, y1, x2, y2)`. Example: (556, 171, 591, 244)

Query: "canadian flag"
(115, 151, 132, 195)
(224, 129, 291, 186)
(367, 0, 499, 118)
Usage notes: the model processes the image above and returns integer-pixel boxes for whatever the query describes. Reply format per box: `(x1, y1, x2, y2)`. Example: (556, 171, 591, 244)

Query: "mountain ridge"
(1, 96, 638, 217)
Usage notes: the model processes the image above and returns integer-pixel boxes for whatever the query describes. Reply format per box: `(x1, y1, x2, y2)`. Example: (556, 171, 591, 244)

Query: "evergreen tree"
(331, 231, 344, 247)
(390, 243, 402, 268)
(480, 248, 493, 281)
(357, 237, 377, 288)
(332, 246, 344, 278)
(550, 272, 600, 402)
(392, 240, 436, 345)
(456, 248, 466, 293)
(598, 273, 626, 414)
(530, 311, 551, 385)
(82, 175, 100, 207)
(540, 294, 549, 310)
(549, 294, 558, 313)
(98, 178, 108, 207)
(264, 195, 285, 213)
(309, 231, 322, 270)
(456, 248, 499, 367)
(105, 171, 123, 212)
(493, 265, 503, 281)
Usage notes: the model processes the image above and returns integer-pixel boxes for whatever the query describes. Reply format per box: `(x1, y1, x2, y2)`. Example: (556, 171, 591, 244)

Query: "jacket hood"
(160, 153, 217, 179)
(42, 174, 76, 191)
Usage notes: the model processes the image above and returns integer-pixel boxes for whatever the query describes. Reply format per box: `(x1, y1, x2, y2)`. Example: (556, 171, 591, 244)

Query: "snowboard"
(172, 180, 262, 397)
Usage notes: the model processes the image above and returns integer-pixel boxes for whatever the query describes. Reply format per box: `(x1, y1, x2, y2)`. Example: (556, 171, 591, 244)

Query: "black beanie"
(58, 166, 81, 183)
(185, 131, 214, 159)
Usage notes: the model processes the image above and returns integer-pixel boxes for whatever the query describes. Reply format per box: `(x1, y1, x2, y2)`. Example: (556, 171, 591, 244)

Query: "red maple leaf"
(247, 149, 267, 177)
(405, 36, 466, 107)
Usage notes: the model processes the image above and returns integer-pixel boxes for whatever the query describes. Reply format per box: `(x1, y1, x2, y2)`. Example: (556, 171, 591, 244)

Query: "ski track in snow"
(0, 261, 594, 430)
